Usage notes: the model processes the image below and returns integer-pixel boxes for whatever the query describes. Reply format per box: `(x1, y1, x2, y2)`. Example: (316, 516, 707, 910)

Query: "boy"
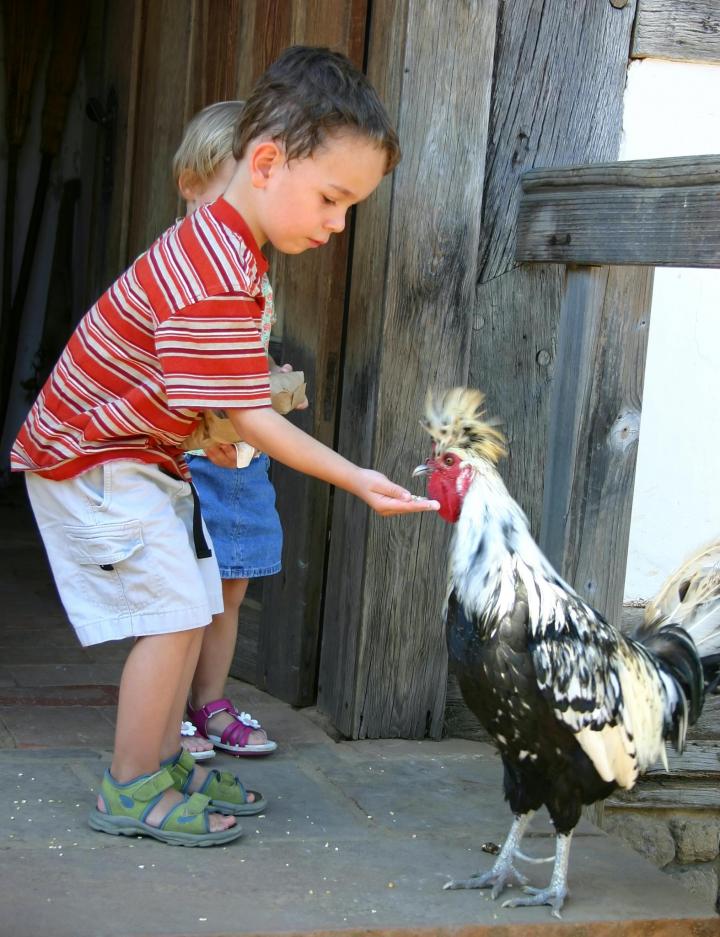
(12, 46, 438, 847)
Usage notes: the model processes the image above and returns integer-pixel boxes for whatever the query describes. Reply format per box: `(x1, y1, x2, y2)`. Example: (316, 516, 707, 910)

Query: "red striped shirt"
(11, 199, 271, 481)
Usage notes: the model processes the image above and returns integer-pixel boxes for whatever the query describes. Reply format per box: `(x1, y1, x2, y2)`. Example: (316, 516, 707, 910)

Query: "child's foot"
(187, 698, 278, 756)
(180, 721, 215, 760)
(169, 749, 267, 816)
(204, 709, 268, 747)
(96, 786, 234, 832)
(183, 761, 261, 804)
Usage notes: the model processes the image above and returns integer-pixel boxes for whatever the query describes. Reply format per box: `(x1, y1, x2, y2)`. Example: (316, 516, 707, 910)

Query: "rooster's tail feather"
(641, 625, 704, 747)
(635, 539, 720, 671)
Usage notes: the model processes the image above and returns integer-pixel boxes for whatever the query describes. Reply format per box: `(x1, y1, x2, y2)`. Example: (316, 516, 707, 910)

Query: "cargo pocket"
(61, 520, 146, 617)
(63, 520, 144, 569)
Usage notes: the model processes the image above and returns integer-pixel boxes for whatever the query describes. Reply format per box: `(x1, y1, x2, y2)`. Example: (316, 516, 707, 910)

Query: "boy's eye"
(322, 196, 336, 206)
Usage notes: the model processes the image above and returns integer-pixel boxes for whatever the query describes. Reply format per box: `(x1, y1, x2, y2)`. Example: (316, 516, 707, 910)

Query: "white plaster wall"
(621, 59, 720, 601)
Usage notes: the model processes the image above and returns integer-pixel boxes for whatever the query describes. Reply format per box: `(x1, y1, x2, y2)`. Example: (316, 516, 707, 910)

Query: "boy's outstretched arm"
(226, 406, 439, 517)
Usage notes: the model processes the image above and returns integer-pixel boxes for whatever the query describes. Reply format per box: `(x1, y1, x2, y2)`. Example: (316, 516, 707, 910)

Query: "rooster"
(413, 388, 720, 917)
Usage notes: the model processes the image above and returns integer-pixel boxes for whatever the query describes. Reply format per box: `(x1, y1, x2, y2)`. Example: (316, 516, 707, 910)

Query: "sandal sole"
(88, 811, 243, 847)
(210, 738, 278, 757)
(188, 749, 216, 761)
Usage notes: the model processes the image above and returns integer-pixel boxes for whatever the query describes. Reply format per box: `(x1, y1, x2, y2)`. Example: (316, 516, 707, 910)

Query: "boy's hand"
(352, 468, 440, 517)
(204, 443, 237, 469)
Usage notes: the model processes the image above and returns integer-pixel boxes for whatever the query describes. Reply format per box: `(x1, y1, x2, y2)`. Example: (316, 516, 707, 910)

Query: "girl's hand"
(204, 443, 238, 469)
(271, 360, 309, 410)
(351, 468, 440, 517)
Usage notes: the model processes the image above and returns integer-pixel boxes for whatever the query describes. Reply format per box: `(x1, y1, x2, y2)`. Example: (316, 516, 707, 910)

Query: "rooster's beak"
(412, 460, 432, 477)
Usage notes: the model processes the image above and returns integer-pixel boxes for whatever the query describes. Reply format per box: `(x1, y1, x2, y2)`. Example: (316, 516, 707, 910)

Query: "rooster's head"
(413, 389, 506, 523)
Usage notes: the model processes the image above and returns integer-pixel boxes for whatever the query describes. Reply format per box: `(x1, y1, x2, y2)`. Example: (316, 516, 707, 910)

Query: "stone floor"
(0, 481, 718, 937)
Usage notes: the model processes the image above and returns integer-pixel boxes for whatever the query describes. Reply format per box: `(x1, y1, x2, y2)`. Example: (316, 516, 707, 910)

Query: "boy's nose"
(325, 213, 346, 234)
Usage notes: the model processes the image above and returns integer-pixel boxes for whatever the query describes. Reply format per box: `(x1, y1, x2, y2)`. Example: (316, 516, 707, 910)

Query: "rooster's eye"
(443, 455, 455, 467)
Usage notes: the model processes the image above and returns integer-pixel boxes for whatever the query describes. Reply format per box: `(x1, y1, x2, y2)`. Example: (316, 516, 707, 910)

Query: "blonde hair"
(172, 100, 245, 186)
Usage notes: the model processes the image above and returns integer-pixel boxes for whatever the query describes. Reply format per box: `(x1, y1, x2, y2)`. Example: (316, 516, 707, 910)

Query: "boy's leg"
(107, 627, 235, 832)
(113, 628, 205, 780)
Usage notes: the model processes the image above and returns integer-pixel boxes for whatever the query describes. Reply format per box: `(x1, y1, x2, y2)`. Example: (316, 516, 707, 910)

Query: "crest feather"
(421, 388, 507, 464)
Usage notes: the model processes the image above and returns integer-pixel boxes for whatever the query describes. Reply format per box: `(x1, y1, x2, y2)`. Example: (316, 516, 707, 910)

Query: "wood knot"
(549, 233, 571, 247)
(609, 409, 640, 452)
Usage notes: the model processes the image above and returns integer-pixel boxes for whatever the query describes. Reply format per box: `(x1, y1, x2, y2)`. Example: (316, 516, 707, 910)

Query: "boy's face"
(250, 133, 387, 253)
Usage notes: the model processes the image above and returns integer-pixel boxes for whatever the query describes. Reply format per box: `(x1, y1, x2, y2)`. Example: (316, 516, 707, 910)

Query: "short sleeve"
(155, 293, 271, 410)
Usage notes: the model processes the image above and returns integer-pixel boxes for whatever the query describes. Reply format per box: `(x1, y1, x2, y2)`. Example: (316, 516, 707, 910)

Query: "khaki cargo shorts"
(25, 460, 223, 646)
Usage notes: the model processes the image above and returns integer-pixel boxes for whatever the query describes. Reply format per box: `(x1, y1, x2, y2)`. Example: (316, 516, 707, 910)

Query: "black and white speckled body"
(445, 463, 696, 833)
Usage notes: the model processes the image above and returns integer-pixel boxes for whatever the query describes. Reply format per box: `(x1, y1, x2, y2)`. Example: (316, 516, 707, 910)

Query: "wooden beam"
(318, 0, 498, 739)
(632, 0, 720, 64)
(516, 155, 720, 267)
(540, 265, 653, 625)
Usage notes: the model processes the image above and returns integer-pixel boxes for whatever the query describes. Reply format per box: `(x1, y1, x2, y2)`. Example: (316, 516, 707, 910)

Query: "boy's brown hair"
(172, 100, 245, 187)
(234, 46, 401, 174)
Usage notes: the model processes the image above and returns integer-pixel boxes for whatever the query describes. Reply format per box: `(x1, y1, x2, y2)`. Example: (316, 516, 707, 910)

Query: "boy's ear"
(250, 141, 283, 188)
(178, 169, 202, 202)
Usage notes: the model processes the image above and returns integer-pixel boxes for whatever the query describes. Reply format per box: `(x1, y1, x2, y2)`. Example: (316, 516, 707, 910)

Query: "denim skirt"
(186, 453, 282, 579)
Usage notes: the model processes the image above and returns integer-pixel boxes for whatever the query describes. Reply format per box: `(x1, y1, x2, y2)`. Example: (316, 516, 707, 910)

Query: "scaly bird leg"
(502, 831, 572, 919)
(444, 812, 533, 899)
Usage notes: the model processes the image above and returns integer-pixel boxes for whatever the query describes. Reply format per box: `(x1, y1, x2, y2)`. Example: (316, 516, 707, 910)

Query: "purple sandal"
(186, 698, 277, 757)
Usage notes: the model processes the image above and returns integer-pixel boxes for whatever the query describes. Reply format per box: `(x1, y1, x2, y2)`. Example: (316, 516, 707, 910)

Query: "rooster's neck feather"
(449, 465, 583, 636)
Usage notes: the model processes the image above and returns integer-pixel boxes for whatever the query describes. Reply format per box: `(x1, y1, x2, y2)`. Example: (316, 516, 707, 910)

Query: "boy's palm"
(354, 468, 439, 517)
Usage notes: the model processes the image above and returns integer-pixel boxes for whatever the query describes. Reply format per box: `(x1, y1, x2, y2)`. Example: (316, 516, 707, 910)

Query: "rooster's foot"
(501, 831, 572, 918)
(502, 883, 568, 919)
(444, 813, 535, 900)
(444, 856, 529, 899)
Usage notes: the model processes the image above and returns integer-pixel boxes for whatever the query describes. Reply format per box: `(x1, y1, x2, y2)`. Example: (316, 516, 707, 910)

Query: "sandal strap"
(186, 698, 235, 735)
(108, 767, 176, 804)
(198, 767, 249, 805)
(156, 791, 211, 833)
(165, 749, 197, 794)
(220, 721, 253, 748)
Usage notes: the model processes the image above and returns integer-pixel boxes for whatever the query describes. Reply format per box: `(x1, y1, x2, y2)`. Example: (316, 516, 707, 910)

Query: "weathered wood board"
(516, 155, 720, 268)
(632, 0, 720, 64)
(478, 0, 636, 284)
(84, 0, 143, 293)
(452, 0, 640, 741)
(608, 782, 720, 810)
(319, 0, 498, 739)
(471, 0, 638, 533)
(126, 0, 195, 260)
(232, 0, 368, 707)
(540, 264, 653, 624)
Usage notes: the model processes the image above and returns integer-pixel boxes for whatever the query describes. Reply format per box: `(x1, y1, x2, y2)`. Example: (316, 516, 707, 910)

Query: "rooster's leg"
(443, 812, 533, 899)
(502, 831, 571, 918)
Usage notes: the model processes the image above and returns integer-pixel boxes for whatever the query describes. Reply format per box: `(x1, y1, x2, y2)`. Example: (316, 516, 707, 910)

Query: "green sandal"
(88, 766, 243, 846)
(167, 749, 267, 816)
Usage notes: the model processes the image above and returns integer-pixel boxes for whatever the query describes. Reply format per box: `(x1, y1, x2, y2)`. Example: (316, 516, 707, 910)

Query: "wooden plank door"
(318, 0, 499, 739)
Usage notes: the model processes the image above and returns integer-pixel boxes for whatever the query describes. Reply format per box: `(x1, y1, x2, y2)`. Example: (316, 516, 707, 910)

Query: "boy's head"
(234, 46, 400, 174)
(228, 46, 401, 254)
(173, 100, 245, 211)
